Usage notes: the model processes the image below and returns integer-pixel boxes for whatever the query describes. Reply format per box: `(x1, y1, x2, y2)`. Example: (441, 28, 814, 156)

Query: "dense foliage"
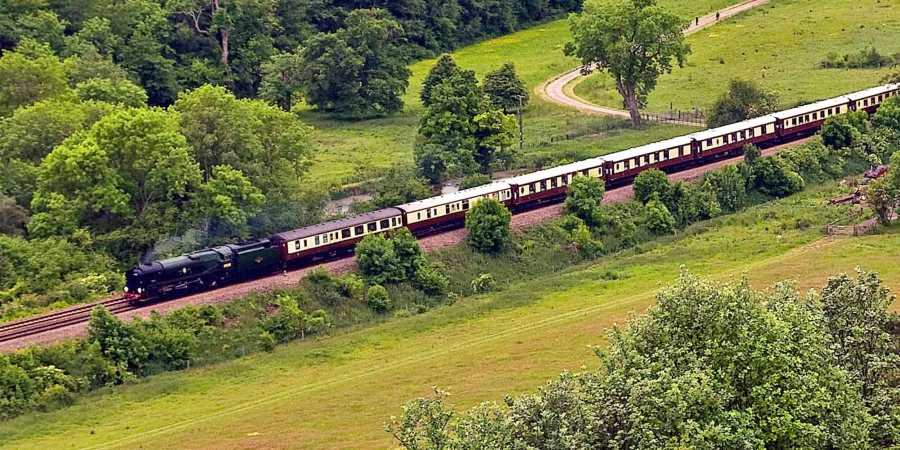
(565, 0, 690, 126)
(465, 198, 512, 253)
(415, 58, 518, 182)
(389, 271, 899, 448)
(707, 78, 780, 127)
(0, 0, 582, 108)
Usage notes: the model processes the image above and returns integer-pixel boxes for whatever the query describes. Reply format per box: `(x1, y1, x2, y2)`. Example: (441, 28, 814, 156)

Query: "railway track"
(0, 297, 134, 343)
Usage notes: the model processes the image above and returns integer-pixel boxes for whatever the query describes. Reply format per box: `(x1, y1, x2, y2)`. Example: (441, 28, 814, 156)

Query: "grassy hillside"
(302, 0, 745, 183)
(575, 0, 900, 112)
(3, 181, 899, 450)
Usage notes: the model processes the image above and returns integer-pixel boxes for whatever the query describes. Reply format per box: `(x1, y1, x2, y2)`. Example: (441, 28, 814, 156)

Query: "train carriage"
(692, 115, 777, 159)
(269, 208, 405, 263)
(603, 136, 694, 184)
(506, 157, 605, 208)
(847, 84, 899, 113)
(774, 96, 850, 139)
(397, 182, 512, 235)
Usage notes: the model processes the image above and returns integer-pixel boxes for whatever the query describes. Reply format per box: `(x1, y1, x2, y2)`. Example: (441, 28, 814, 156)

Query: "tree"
(416, 70, 482, 181)
(704, 165, 747, 212)
(74, 78, 148, 107)
(87, 306, 148, 381)
(459, 173, 492, 190)
(482, 62, 528, 113)
(372, 165, 433, 208)
(259, 50, 304, 111)
(565, 0, 690, 126)
(752, 157, 805, 197)
(420, 54, 460, 107)
(29, 108, 202, 256)
(356, 234, 403, 284)
(644, 198, 675, 234)
(472, 107, 517, 173)
(822, 114, 862, 149)
(465, 198, 511, 253)
(390, 273, 875, 448)
(866, 151, 900, 224)
(300, 9, 410, 118)
(873, 96, 900, 133)
(197, 165, 265, 240)
(632, 168, 670, 204)
(563, 175, 605, 226)
(0, 39, 70, 116)
(820, 271, 900, 447)
(707, 79, 780, 127)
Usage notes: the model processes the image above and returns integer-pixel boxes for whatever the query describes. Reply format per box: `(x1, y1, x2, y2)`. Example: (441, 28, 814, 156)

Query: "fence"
(524, 108, 709, 150)
(824, 218, 880, 236)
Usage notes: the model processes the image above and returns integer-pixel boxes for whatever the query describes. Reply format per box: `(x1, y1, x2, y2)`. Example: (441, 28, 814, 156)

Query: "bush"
(366, 285, 391, 313)
(708, 79, 780, 127)
(261, 294, 305, 342)
(465, 198, 512, 254)
(459, 173, 492, 190)
(821, 47, 896, 69)
(632, 169, 670, 204)
(356, 234, 404, 285)
(570, 222, 604, 257)
(645, 199, 676, 235)
(873, 96, 900, 133)
(470, 273, 496, 294)
(414, 266, 449, 297)
(563, 175, 605, 226)
(704, 165, 747, 212)
(372, 165, 433, 208)
(753, 157, 805, 197)
(822, 113, 866, 149)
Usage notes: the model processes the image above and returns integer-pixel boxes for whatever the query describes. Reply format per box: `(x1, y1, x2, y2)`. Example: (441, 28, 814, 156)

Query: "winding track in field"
(537, 0, 770, 124)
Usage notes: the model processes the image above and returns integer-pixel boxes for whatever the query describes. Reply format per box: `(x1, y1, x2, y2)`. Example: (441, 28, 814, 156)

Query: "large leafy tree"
(481, 62, 528, 113)
(708, 79, 780, 127)
(259, 50, 304, 111)
(300, 8, 410, 118)
(873, 96, 900, 133)
(563, 175, 605, 226)
(29, 108, 202, 257)
(0, 39, 70, 116)
(565, 0, 690, 127)
(420, 53, 460, 107)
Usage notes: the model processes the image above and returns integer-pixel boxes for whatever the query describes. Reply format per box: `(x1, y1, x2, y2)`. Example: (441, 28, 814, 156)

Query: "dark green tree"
(707, 79, 780, 127)
(259, 50, 304, 111)
(565, 0, 690, 126)
(482, 62, 528, 113)
(420, 53, 460, 107)
(644, 198, 675, 234)
(372, 165, 433, 208)
(563, 175, 605, 226)
(704, 165, 747, 212)
(873, 96, 900, 133)
(632, 168, 670, 204)
(300, 9, 410, 118)
(752, 157, 805, 197)
(465, 198, 511, 253)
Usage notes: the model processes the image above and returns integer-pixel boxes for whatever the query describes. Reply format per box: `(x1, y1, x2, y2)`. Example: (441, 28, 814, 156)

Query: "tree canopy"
(565, 0, 690, 126)
(465, 198, 511, 253)
(482, 63, 528, 113)
(707, 78, 780, 127)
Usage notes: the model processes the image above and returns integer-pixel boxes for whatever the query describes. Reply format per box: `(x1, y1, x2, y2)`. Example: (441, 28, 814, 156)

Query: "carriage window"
(302, 239, 307, 248)
(520, 186, 526, 194)
(550, 178, 557, 188)
(341, 229, 351, 239)
(380, 219, 390, 229)
(462, 199, 469, 209)
(531, 182, 537, 192)
(355, 225, 364, 235)
(706, 139, 712, 147)
(540, 180, 546, 190)
(445, 205, 450, 215)
(417, 212, 421, 220)
(315, 235, 320, 245)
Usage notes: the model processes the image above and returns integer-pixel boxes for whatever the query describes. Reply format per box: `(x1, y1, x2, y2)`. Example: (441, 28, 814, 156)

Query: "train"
(124, 83, 899, 301)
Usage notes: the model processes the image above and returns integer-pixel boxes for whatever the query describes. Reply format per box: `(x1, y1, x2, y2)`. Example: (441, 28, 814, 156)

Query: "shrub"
(261, 294, 306, 342)
(563, 175, 605, 226)
(704, 165, 747, 212)
(465, 198, 512, 254)
(470, 273, 496, 293)
(822, 113, 866, 149)
(633, 169, 670, 204)
(753, 157, 805, 197)
(570, 222, 604, 257)
(356, 234, 403, 284)
(645, 199, 676, 235)
(459, 173, 492, 190)
(366, 285, 391, 313)
(708, 79, 779, 127)
(873, 96, 900, 133)
(414, 266, 449, 297)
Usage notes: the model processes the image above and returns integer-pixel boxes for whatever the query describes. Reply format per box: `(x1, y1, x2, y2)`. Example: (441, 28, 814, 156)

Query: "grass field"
(575, 0, 900, 112)
(4, 182, 899, 450)
(302, 0, 745, 183)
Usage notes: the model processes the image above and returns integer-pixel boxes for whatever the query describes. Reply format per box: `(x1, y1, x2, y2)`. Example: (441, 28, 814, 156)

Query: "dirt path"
(537, 0, 770, 123)
(0, 136, 812, 353)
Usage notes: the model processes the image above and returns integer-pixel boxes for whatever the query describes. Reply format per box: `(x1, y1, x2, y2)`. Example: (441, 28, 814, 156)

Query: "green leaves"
(564, 175, 606, 227)
(482, 63, 528, 113)
(708, 79, 780, 127)
(0, 39, 70, 116)
(465, 198, 512, 254)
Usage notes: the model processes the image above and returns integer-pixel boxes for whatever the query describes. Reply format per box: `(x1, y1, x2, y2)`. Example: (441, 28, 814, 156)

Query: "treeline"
(0, 0, 581, 108)
(0, 36, 324, 320)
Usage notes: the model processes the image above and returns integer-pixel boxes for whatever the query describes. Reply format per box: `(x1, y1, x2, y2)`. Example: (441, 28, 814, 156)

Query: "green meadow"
(575, 0, 900, 112)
